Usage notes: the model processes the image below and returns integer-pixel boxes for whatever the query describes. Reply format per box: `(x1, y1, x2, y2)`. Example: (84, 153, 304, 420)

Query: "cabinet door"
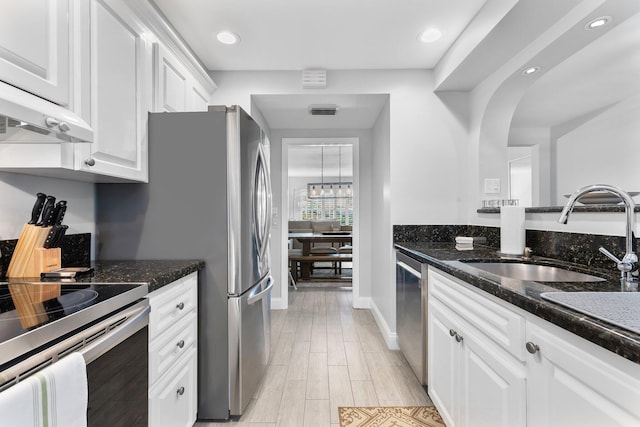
(154, 44, 188, 112)
(527, 322, 640, 427)
(153, 44, 211, 113)
(0, 0, 70, 105)
(149, 348, 197, 427)
(428, 300, 460, 427)
(458, 325, 526, 427)
(76, 0, 151, 181)
(188, 80, 211, 112)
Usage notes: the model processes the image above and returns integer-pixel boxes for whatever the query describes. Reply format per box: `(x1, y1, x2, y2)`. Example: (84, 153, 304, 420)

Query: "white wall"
(370, 97, 397, 348)
(208, 69, 469, 341)
(555, 95, 640, 204)
(509, 127, 550, 206)
(209, 69, 468, 223)
(463, 2, 640, 239)
(0, 172, 96, 250)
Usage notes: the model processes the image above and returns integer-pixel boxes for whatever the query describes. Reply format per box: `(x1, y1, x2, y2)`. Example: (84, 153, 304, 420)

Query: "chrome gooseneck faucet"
(559, 184, 638, 291)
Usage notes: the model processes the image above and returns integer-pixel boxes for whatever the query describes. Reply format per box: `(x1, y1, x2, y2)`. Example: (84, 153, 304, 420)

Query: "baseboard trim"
(353, 296, 370, 309)
(369, 300, 399, 350)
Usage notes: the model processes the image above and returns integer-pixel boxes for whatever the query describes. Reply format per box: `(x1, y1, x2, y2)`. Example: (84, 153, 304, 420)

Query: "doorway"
(508, 146, 534, 207)
(282, 138, 359, 305)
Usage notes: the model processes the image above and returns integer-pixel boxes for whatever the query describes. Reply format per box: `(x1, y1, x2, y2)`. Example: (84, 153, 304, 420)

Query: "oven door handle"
(80, 305, 150, 364)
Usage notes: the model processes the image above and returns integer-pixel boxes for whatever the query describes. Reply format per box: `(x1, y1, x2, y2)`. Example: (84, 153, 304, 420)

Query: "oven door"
(81, 300, 149, 426)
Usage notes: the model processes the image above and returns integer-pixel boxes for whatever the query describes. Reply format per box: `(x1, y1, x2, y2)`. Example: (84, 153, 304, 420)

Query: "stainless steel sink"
(463, 262, 606, 282)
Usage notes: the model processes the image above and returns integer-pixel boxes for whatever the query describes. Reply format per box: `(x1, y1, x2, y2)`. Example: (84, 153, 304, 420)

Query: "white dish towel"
(0, 352, 88, 427)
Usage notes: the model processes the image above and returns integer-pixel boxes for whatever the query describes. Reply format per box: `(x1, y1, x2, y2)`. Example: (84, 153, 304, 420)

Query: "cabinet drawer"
(149, 311, 197, 385)
(429, 268, 526, 361)
(148, 273, 197, 341)
(149, 348, 197, 427)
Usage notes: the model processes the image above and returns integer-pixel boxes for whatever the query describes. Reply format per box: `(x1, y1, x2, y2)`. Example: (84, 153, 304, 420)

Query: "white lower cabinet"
(526, 320, 640, 427)
(148, 272, 198, 427)
(428, 286, 526, 427)
(150, 347, 197, 427)
(428, 267, 640, 427)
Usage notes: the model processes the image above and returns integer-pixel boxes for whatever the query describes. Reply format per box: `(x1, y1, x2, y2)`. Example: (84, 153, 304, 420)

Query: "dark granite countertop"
(1, 260, 205, 293)
(395, 241, 640, 364)
(477, 205, 640, 214)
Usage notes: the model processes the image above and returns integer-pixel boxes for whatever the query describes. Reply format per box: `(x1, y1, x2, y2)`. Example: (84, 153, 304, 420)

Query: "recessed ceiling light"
(216, 30, 240, 45)
(418, 28, 442, 43)
(585, 16, 612, 30)
(522, 66, 541, 76)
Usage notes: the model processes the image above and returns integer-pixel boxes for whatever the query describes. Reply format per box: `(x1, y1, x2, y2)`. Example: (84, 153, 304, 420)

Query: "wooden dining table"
(288, 232, 352, 278)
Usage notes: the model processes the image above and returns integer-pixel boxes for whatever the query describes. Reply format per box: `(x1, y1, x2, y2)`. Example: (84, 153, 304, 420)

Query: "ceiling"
(511, 10, 640, 128)
(153, 0, 640, 132)
(152, 0, 487, 70)
(288, 144, 353, 179)
(253, 94, 388, 129)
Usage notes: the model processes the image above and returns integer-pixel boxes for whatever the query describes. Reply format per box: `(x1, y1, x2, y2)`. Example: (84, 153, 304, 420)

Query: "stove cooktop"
(0, 281, 148, 367)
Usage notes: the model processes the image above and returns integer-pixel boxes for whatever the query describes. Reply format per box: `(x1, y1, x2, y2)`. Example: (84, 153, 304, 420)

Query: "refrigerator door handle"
(254, 144, 272, 261)
(248, 276, 274, 305)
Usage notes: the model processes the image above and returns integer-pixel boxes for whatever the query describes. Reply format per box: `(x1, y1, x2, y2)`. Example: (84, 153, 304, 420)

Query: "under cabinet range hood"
(0, 82, 93, 143)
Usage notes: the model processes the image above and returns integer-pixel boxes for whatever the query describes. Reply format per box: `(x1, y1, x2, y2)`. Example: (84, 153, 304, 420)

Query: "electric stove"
(0, 280, 148, 370)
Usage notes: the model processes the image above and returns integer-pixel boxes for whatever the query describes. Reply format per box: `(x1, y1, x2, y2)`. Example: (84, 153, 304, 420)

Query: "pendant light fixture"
(307, 145, 352, 199)
(320, 146, 325, 196)
(336, 146, 344, 197)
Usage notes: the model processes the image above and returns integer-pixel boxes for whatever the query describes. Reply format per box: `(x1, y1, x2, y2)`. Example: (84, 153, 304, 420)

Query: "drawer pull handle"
(177, 340, 185, 349)
(449, 329, 463, 343)
(526, 341, 540, 354)
(176, 302, 185, 310)
(177, 386, 185, 396)
(84, 158, 96, 167)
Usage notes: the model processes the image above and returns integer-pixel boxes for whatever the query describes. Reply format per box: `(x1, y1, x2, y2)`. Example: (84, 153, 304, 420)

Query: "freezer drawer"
(396, 251, 428, 386)
(228, 274, 273, 415)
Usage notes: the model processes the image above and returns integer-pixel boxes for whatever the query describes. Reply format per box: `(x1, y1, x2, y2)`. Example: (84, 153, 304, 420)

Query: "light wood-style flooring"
(196, 286, 432, 426)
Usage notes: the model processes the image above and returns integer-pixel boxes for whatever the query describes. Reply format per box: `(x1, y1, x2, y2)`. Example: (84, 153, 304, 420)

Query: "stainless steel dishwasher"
(396, 250, 428, 386)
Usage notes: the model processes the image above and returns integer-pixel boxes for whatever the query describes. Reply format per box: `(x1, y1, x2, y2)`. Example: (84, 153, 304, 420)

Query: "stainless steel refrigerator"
(96, 105, 273, 420)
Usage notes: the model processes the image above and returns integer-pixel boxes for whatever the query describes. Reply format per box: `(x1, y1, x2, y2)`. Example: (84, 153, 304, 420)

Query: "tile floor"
(196, 285, 432, 426)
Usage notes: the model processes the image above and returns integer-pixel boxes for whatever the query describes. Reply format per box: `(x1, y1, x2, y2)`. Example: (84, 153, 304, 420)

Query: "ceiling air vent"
(302, 70, 327, 89)
(308, 104, 339, 116)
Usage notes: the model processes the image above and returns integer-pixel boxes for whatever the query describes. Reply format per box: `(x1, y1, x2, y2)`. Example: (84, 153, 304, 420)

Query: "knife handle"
(29, 193, 47, 224)
(52, 200, 67, 226)
(51, 225, 68, 248)
(43, 226, 58, 249)
(38, 196, 56, 227)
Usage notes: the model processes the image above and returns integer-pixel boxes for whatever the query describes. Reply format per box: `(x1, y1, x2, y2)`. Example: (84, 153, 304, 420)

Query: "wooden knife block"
(7, 224, 61, 278)
(25, 248, 62, 277)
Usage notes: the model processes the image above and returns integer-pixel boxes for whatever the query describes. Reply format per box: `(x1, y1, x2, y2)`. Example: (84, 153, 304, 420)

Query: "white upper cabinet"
(0, 0, 215, 182)
(154, 44, 188, 112)
(0, 0, 70, 106)
(188, 80, 211, 112)
(153, 44, 212, 113)
(75, 0, 152, 182)
(0, 0, 93, 144)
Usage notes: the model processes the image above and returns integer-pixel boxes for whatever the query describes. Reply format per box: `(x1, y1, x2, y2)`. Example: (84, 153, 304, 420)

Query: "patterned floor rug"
(338, 406, 445, 427)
